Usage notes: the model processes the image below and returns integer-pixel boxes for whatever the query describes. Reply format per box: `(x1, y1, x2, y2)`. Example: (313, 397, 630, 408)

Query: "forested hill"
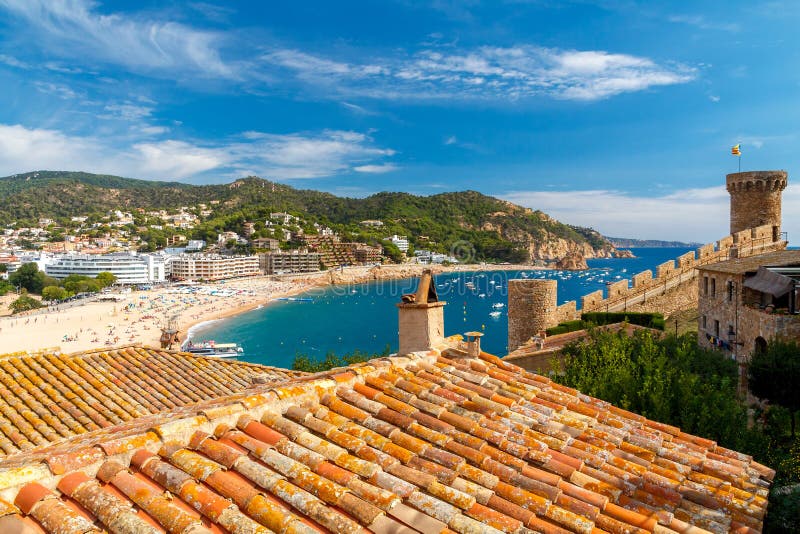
(0, 170, 617, 262)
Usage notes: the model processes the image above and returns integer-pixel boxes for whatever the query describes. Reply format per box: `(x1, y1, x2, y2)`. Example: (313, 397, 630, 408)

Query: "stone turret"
(508, 279, 558, 352)
(726, 170, 787, 239)
(397, 269, 446, 355)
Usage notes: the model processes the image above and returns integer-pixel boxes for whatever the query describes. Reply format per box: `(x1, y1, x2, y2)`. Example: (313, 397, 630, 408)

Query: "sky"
(0, 0, 798, 242)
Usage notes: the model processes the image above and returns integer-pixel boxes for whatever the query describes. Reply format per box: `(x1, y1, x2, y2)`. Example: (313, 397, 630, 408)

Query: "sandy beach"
(0, 263, 538, 355)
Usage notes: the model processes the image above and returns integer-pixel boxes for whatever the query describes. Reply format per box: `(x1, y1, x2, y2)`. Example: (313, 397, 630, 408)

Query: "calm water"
(194, 247, 692, 366)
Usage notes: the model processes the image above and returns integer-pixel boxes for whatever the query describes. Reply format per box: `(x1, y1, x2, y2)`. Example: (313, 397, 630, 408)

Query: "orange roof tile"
(0, 348, 773, 534)
(0, 345, 307, 457)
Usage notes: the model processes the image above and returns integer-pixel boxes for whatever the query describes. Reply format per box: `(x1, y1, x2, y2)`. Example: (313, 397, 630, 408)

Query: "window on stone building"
(710, 277, 716, 297)
(703, 276, 708, 296)
(702, 315, 707, 330)
(714, 320, 720, 338)
(727, 281, 734, 302)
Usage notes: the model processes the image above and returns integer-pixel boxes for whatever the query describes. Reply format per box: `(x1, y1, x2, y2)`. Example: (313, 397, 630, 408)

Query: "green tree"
(9, 289, 43, 313)
(95, 271, 117, 288)
(8, 263, 46, 294)
(42, 286, 68, 301)
(749, 340, 800, 438)
(292, 345, 391, 373)
(0, 264, 7, 273)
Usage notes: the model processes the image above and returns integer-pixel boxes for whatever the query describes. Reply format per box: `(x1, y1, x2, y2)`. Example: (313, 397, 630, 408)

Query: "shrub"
(581, 311, 665, 330)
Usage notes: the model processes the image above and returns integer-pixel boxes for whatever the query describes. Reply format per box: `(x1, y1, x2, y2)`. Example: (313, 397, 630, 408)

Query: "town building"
(697, 249, 800, 384)
(354, 244, 383, 264)
(259, 249, 321, 274)
(168, 254, 259, 281)
(44, 253, 166, 284)
(185, 239, 206, 252)
(251, 237, 280, 250)
(360, 219, 384, 227)
(389, 234, 409, 252)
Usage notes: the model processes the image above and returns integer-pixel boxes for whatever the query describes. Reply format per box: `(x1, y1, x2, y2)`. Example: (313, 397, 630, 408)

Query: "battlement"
(726, 170, 787, 193)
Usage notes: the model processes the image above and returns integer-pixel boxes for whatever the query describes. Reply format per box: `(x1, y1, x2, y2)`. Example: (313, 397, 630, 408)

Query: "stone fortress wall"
(508, 224, 787, 350)
(508, 169, 789, 351)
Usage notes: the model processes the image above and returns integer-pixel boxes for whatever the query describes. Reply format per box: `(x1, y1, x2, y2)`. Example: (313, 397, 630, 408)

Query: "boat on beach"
(182, 340, 244, 358)
(275, 297, 313, 302)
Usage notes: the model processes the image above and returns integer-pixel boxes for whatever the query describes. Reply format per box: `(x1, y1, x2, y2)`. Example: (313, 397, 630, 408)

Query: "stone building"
(259, 249, 321, 274)
(697, 250, 800, 386)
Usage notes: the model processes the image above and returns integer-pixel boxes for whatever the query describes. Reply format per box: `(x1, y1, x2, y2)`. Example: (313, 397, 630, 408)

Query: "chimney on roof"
(397, 269, 446, 355)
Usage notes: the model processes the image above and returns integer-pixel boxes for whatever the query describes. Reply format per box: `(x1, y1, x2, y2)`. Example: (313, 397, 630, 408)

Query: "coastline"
(0, 262, 539, 355)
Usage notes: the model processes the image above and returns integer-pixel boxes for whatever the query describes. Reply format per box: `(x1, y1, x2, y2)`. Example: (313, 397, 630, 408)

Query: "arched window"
(755, 336, 767, 354)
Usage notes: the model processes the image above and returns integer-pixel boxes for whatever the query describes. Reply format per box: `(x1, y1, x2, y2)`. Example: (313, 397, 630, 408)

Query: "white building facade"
(45, 253, 166, 284)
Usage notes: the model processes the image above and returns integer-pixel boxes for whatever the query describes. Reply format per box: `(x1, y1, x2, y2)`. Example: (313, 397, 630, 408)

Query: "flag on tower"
(731, 144, 741, 156)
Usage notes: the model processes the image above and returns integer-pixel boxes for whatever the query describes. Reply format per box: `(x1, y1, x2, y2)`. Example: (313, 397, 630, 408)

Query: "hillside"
(0, 171, 618, 262)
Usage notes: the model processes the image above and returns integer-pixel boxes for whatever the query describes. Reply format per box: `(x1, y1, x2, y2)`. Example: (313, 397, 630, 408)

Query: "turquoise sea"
(193, 247, 692, 367)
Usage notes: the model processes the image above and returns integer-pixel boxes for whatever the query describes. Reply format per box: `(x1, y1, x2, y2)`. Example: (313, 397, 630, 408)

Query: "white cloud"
(709, 95, 720, 102)
(445, 135, 458, 145)
(0, 123, 397, 181)
(100, 103, 153, 121)
(354, 164, 399, 173)
(0, 0, 235, 79)
(501, 186, 800, 245)
(668, 14, 740, 33)
(0, 53, 29, 69)
(132, 140, 224, 178)
(265, 44, 695, 101)
(33, 81, 80, 100)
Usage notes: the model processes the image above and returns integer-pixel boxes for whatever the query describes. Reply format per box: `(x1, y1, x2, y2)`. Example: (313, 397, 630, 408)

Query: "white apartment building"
(45, 253, 166, 284)
(389, 235, 409, 253)
(168, 254, 259, 281)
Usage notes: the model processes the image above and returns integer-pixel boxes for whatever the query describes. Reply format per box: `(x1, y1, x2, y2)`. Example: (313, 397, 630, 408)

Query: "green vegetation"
(749, 341, 800, 438)
(545, 320, 585, 336)
(291, 345, 391, 373)
(545, 312, 665, 336)
(9, 289, 43, 314)
(41, 286, 68, 301)
(0, 171, 614, 263)
(581, 311, 665, 330)
(553, 330, 800, 532)
(8, 263, 116, 300)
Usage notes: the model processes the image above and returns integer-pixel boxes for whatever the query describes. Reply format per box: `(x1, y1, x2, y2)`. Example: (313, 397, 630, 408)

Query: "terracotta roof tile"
(0, 347, 774, 533)
(0, 346, 308, 460)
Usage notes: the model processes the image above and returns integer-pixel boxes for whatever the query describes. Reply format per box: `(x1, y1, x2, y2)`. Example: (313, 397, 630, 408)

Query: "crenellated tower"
(726, 170, 787, 240)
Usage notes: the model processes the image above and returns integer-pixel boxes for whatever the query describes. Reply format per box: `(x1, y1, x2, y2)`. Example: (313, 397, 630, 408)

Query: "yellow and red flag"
(731, 144, 741, 156)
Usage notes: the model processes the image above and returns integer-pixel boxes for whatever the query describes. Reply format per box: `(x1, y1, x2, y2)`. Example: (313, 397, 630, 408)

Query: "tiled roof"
(0, 347, 773, 534)
(697, 249, 800, 274)
(0, 345, 306, 457)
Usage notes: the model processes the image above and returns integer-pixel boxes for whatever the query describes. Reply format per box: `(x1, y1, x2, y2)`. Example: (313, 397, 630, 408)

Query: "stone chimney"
(397, 269, 446, 355)
(463, 331, 483, 358)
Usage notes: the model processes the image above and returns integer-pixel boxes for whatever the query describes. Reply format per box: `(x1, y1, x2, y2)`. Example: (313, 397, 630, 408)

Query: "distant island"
(605, 237, 702, 248)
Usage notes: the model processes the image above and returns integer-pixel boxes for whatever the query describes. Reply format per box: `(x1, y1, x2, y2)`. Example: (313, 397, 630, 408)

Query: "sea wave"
(186, 319, 223, 341)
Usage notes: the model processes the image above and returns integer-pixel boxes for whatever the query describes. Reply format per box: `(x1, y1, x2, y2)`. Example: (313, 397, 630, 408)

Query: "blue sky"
(0, 0, 798, 242)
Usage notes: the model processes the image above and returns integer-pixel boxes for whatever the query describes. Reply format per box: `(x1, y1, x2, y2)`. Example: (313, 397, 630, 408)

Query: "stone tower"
(727, 170, 787, 239)
(508, 279, 558, 352)
(397, 270, 446, 355)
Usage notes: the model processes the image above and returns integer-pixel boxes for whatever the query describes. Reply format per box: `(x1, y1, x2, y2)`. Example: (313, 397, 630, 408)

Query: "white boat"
(489, 311, 502, 318)
(183, 340, 244, 358)
(491, 303, 505, 309)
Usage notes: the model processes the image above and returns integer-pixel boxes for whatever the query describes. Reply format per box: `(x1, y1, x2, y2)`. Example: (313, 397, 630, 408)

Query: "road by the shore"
(0, 263, 540, 356)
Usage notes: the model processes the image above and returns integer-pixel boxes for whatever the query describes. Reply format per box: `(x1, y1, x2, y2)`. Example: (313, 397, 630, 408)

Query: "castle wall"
(607, 279, 629, 299)
(677, 251, 696, 269)
(697, 244, 715, 260)
(581, 290, 604, 310)
(656, 260, 675, 279)
(632, 270, 653, 288)
(718, 236, 734, 250)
